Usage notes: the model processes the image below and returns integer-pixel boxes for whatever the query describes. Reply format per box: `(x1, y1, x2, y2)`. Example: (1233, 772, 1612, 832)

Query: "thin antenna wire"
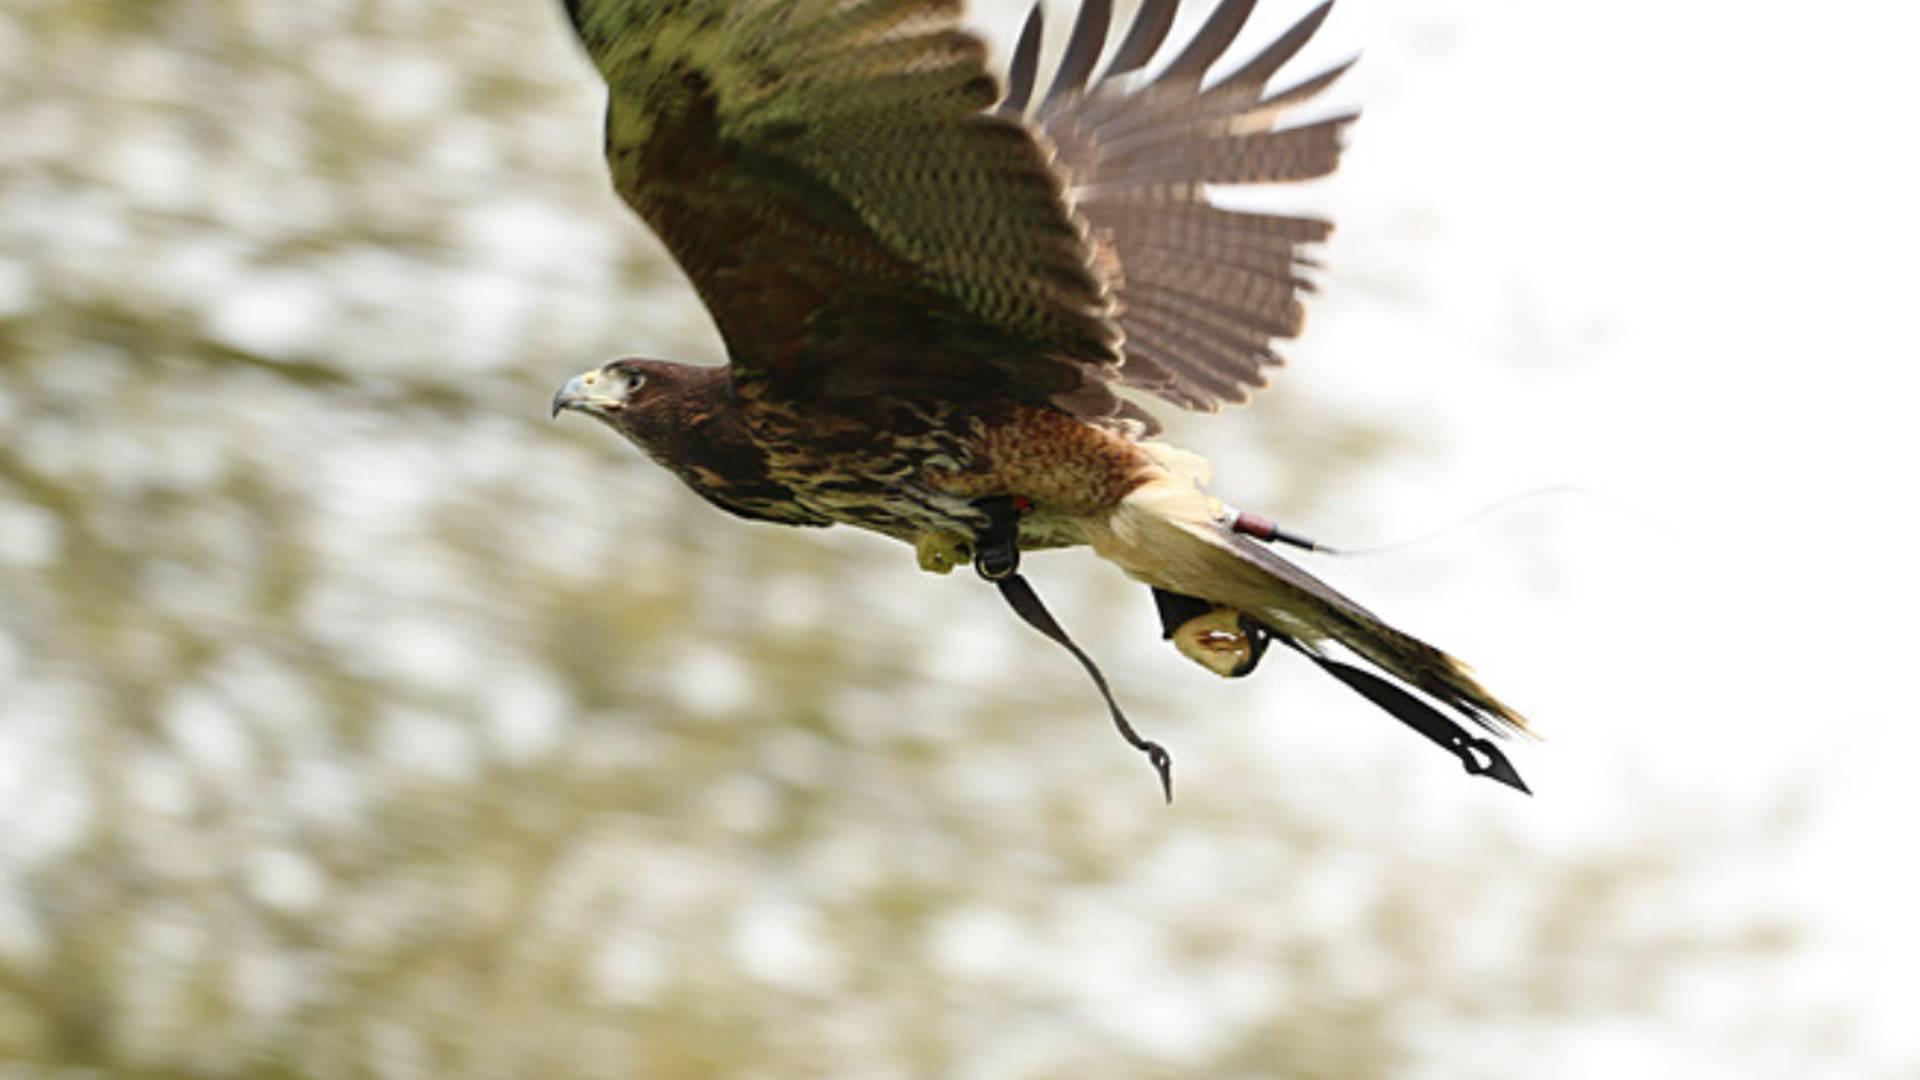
(1230, 485, 1669, 557)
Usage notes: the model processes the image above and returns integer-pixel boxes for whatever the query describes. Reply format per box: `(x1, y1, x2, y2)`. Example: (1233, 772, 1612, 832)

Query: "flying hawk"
(551, 0, 1532, 794)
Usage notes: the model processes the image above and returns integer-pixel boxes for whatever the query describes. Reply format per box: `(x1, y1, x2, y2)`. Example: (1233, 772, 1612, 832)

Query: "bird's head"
(552, 358, 732, 463)
(550, 358, 674, 424)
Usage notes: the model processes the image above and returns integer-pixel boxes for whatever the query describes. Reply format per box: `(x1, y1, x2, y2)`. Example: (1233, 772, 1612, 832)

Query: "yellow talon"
(1172, 606, 1255, 678)
(914, 531, 973, 575)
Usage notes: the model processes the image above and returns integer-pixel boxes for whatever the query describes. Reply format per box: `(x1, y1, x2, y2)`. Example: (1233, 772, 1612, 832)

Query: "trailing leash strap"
(1227, 509, 1531, 795)
(969, 498, 1523, 798)
(993, 573, 1175, 802)
(1268, 633, 1532, 795)
(973, 499, 1174, 802)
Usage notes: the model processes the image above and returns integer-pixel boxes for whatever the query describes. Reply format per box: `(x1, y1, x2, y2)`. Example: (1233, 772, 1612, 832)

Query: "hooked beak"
(551, 371, 616, 419)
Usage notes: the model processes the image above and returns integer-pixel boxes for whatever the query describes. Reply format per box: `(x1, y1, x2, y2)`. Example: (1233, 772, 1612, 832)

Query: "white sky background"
(1352, 0, 1920, 1065)
(981, 0, 1920, 1070)
(1328, 2, 1920, 1056)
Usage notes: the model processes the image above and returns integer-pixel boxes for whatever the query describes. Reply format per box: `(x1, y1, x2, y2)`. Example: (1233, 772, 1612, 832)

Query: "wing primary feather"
(1127, 305, 1270, 384)
(1067, 3, 1348, 155)
(1120, 310, 1265, 400)
(1254, 56, 1358, 112)
(990, 0, 1359, 420)
(1125, 273, 1305, 340)
(1116, 337, 1234, 409)
(1118, 225, 1308, 288)
(1093, 201, 1333, 246)
(1207, 0, 1334, 98)
(1154, 0, 1260, 85)
(1103, 341, 1176, 388)
(999, 3, 1045, 114)
(1097, 0, 1180, 83)
(1088, 112, 1355, 190)
(1080, 55, 1352, 153)
(1125, 295, 1279, 364)
(1042, 0, 1112, 110)
(1126, 234, 1303, 286)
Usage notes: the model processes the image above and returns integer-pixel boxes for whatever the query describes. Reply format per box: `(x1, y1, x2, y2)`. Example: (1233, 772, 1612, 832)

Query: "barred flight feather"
(997, 5, 1044, 114)
(1128, 242, 1308, 296)
(1155, 0, 1261, 84)
(1008, 0, 1356, 417)
(1123, 251, 1306, 333)
(1203, 0, 1332, 98)
(1098, 0, 1179, 81)
(1086, 56, 1354, 149)
(1094, 115, 1356, 189)
(1093, 201, 1333, 247)
(1122, 276, 1304, 344)
(1040, 0, 1109, 109)
(1119, 315, 1265, 402)
(1124, 307, 1270, 386)
(1107, 338, 1228, 409)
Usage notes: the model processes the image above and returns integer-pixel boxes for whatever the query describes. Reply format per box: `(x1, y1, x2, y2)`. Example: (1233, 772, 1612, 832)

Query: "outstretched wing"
(560, 0, 1353, 432)
(1005, 0, 1357, 420)
(559, 0, 1125, 414)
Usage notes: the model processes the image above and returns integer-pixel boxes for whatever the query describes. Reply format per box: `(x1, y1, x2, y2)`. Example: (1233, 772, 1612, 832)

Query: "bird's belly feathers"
(746, 400, 1156, 548)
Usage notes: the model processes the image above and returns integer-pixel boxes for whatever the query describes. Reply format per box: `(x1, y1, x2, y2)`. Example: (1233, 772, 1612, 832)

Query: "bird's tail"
(1084, 459, 1529, 738)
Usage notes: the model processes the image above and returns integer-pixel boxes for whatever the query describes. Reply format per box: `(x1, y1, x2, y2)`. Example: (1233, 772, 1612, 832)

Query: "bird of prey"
(550, 0, 1532, 794)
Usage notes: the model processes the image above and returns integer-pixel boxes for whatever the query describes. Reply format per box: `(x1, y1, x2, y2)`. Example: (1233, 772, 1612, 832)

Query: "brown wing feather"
(1010, 0, 1358, 422)
(560, 0, 1131, 418)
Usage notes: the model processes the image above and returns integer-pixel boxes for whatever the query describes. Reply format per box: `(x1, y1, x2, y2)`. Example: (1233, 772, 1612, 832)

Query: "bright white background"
(993, 0, 1920, 1070)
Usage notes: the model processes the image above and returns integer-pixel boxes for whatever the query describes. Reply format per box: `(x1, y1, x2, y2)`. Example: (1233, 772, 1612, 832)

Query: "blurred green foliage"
(0, 1, 1831, 1077)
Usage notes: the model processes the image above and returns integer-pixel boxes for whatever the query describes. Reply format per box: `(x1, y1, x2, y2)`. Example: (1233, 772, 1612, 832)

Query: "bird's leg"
(914, 530, 974, 575)
(1151, 588, 1270, 678)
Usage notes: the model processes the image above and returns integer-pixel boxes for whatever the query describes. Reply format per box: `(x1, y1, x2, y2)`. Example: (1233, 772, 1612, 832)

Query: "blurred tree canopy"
(0, 1, 1837, 1077)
